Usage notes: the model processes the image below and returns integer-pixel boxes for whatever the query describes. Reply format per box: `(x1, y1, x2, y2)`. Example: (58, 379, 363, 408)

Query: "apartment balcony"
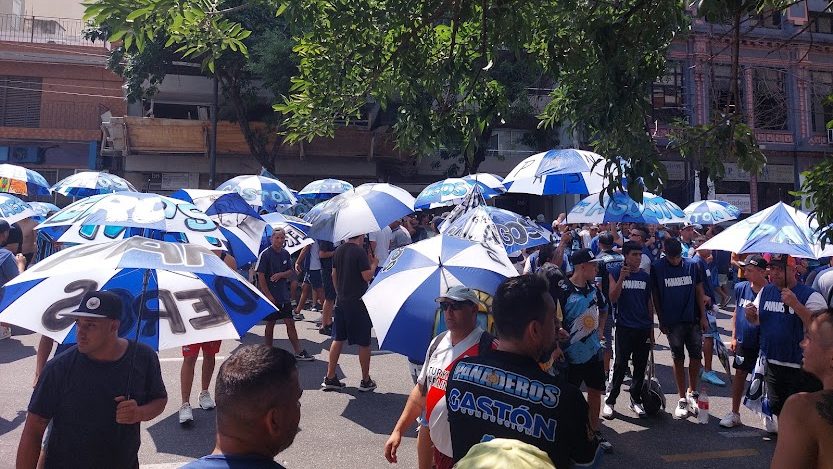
(101, 116, 406, 161)
(0, 14, 99, 47)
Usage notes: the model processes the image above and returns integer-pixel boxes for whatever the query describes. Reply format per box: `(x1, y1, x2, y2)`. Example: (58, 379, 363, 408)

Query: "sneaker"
(595, 431, 613, 453)
(686, 391, 700, 416)
(198, 390, 215, 410)
(0, 325, 10, 340)
(674, 398, 689, 419)
(765, 416, 778, 434)
(178, 403, 194, 424)
(719, 411, 741, 428)
(321, 376, 346, 391)
(294, 350, 315, 361)
(318, 324, 333, 336)
(602, 403, 615, 420)
(358, 378, 377, 392)
(702, 370, 726, 387)
(629, 401, 646, 417)
(311, 305, 322, 312)
(293, 312, 305, 321)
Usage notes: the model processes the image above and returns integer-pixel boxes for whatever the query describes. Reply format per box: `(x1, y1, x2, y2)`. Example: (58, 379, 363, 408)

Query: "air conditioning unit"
(827, 128, 833, 144)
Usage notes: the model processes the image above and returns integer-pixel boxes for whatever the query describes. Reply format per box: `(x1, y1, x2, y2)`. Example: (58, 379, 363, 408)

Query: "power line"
(0, 82, 121, 99)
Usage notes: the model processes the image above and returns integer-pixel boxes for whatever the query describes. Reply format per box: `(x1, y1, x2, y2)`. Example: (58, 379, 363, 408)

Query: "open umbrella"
(415, 176, 504, 210)
(362, 235, 518, 361)
(304, 183, 416, 242)
(684, 200, 741, 225)
(566, 190, 687, 225)
(169, 189, 266, 266)
(443, 205, 552, 255)
(28, 201, 60, 218)
(217, 175, 297, 213)
(0, 237, 276, 349)
(462, 173, 506, 197)
(0, 193, 36, 224)
(503, 149, 607, 195)
(51, 171, 138, 197)
(438, 184, 488, 233)
(261, 213, 314, 254)
(36, 191, 227, 251)
(0, 164, 50, 196)
(297, 179, 354, 199)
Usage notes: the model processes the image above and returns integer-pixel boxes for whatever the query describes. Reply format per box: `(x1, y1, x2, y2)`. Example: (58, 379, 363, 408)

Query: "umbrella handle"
(123, 268, 151, 401)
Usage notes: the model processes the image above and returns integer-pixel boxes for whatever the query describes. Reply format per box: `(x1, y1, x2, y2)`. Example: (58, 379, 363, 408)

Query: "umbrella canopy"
(461, 173, 506, 197)
(0, 164, 50, 196)
(216, 175, 297, 213)
(362, 235, 518, 361)
(0, 237, 276, 349)
(0, 193, 36, 224)
(169, 189, 267, 266)
(503, 149, 607, 195)
(698, 202, 818, 258)
(36, 191, 227, 251)
(566, 190, 687, 225)
(261, 213, 314, 254)
(415, 176, 505, 210)
(443, 205, 552, 255)
(438, 184, 488, 233)
(50, 171, 138, 197)
(28, 201, 60, 218)
(684, 200, 741, 225)
(304, 183, 416, 242)
(297, 178, 354, 199)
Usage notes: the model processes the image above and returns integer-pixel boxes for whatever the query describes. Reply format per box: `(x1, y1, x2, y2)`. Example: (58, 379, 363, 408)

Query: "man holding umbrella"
(17, 291, 167, 469)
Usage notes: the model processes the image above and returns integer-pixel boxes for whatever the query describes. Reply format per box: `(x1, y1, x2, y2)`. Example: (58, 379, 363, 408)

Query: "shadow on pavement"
(341, 392, 408, 435)
(147, 410, 216, 460)
(0, 410, 26, 437)
(0, 337, 35, 364)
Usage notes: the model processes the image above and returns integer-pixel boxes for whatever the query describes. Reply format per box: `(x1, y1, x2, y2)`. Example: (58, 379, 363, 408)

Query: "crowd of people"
(2, 208, 833, 468)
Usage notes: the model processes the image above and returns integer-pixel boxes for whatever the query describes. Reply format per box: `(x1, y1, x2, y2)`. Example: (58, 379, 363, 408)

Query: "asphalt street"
(0, 305, 776, 469)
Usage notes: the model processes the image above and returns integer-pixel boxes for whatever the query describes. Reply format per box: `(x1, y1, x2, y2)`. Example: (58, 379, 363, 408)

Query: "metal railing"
(0, 13, 97, 46)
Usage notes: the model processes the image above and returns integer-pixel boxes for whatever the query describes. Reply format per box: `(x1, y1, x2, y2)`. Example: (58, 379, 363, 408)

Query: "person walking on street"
(317, 240, 337, 335)
(323, 233, 379, 391)
(0, 219, 26, 340)
(17, 291, 167, 469)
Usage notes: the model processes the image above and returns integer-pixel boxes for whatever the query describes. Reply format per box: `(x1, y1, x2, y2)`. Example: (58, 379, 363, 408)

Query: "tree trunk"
(220, 75, 276, 173)
(698, 166, 710, 201)
(464, 124, 493, 175)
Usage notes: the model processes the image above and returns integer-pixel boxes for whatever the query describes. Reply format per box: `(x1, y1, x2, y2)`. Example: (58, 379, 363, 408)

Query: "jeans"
(606, 326, 651, 405)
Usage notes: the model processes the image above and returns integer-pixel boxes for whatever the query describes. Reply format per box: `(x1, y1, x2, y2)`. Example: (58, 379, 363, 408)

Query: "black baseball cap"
(59, 291, 123, 320)
(570, 248, 603, 266)
(738, 254, 767, 269)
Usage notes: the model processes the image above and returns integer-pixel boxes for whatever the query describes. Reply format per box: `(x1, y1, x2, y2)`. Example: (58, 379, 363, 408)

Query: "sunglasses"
(440, 301, 469, 311)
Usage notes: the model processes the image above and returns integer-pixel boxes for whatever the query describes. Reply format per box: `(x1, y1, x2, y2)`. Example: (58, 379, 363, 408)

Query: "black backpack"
(640, 341, 666, 416)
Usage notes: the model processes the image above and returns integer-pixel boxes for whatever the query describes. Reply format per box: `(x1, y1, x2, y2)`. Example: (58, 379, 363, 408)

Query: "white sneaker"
(629, 401, 646, 417)
(765, 416, 778, 434)
(178, 403, 194, 424)
(674, 398, 689, 419)
(686, 391, 699, 417)
(198, 390, 215, 410)
(0, 325, 11, 340)
(719, 412, 741, 428)
(602, 403, 615, 420)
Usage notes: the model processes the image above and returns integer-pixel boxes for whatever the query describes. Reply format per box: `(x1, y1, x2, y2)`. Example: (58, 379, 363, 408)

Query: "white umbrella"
(503, 149, 608, 195)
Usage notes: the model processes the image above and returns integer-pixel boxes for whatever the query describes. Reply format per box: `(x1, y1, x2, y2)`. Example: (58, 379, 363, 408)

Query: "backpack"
(640, 341, 666, 416)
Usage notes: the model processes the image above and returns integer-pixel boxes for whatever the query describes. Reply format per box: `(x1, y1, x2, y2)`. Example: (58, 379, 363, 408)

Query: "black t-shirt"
(446, 350, 599, 468)
(333, 242, 370, 304)
(597, 249, 624, 303)
(255, 247, 292, 304)
(29, 342, 167, 469)
(3, 225, 22, 252)
(319, 240, 335, 270)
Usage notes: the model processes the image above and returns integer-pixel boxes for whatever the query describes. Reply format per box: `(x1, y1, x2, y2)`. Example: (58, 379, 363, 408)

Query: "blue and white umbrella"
(699, 202, 818, 258)
(36, 191, 227, 251)
(443, 205, 552, 255)
(28, 201, 60, 222)
(297, 178, 354, 199)
(684, 200, 741, 225)
(261, 213, 314, 255)
(0, 237, 276, 350)
(415, 176, 504, 210)
(304, 183, 416, 242)
(0, 193, 36, 224)
(170, 189, 267, 266)
(503, 149, 607, 195)
(566, 190, 687, 225)
(50, 171, 137, 198)
(217, 175, 297, 213)
(462, 173, 506, 197)
(362, 235, 518, 361)
(0, 164, 50, 196)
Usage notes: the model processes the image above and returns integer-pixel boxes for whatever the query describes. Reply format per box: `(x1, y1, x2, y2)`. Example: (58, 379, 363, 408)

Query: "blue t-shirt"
(589, 235, 601, 255)
(713, 250, 731, 275)
(651, 257, 702, 326)
(756, 284, 817, 366)
(558, 280, 604, 364)
(0, 248, 18, 286)
(609, 266, 652, 329)
(692, 254, 716, 305)
(255, 247, 292, 304)
(182, 454, 287, 468)
(733, 281, 760, 349)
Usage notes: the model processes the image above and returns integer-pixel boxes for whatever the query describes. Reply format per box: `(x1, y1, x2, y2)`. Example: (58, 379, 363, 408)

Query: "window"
(750, 10, 782, 29)
(753, 68, 789, 131)
(0, 76, 41, 128)
(651, 61, 687, 124)
(811, 12, 833, 34)
(486, 129, 535, 157)
(710, 64, 744, 118)
(811, 71, 833, 133)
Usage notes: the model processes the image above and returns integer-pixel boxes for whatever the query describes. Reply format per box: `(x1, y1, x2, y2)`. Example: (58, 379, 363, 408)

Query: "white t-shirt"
(307, 241, 321, 270)
(369, 226, 392, 263)
(417, 327, 485, 458)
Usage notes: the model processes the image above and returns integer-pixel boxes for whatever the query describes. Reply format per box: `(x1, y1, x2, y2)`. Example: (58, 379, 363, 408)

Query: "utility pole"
(208, 76, 219, 188)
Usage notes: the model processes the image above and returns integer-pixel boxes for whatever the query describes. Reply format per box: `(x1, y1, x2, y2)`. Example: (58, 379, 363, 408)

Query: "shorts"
(182, 341, 221, 357)
(765, 362, 822, 416)
(718, 274, 728, 286)
(322, 268, 336, 300)
(264, 302, 293, 322)
(566, 357, 606, 391)
(333, 300, 372, 347)
(667, 322, 703, 361)
(303, 269, 323, 289)
(732, 346, 759, 373)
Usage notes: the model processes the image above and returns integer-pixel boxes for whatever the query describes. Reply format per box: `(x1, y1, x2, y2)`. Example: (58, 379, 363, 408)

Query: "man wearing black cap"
(720, 254, 768, 428)
(17, 291, 167, 469)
